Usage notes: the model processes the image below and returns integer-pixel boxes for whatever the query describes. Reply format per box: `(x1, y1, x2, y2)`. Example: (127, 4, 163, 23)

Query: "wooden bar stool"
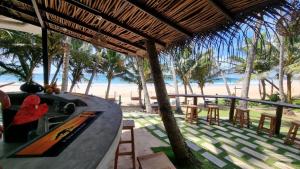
(137, 152, 176, 169)
(206, 105, 220, 125)
(285, 120, 300, 145)
(233, 107, 250, 128)
(257, 113, 276, 137)
(184, 105, 199, 124)
(114, 120, 136, 169)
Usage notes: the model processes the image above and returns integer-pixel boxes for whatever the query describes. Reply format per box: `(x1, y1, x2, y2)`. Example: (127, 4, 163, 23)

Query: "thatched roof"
(0, 0, 290, 57)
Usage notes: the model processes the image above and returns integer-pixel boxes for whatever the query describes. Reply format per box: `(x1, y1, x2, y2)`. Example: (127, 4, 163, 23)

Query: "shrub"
(268, 93, 280, 102)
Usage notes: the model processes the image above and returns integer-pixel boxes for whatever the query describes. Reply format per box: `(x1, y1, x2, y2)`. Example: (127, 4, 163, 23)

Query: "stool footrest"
(118, 151, 133, 156)
(120, 140, 132, 144)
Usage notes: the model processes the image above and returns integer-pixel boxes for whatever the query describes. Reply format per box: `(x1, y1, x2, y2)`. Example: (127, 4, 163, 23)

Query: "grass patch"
(151, 146, 216, 169)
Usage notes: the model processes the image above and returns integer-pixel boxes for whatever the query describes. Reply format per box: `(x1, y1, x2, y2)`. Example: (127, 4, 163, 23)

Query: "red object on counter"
(12, 95, 48, 125)
(0, 90, 11, 109)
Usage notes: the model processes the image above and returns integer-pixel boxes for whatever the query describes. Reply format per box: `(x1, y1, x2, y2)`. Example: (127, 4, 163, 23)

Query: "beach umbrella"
(12, 95, 48, 125)
(0, 90, 11, 109)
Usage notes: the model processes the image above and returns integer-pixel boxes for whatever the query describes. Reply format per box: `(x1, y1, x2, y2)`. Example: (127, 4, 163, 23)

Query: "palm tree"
(240, 20, 262, 106)
(50, 55, 63, 84)
(47, 32, 64, 77)
(191, 51, 218, 100)
(0, 29, 42, 82)
(61, 36, 71, 92)
(136, 57, 152, 113)
(68, 40, 93, 92)
(282, 35, 300, 103)
(170, 57, 182, 113)
(173, 47, 196, 103)
(120, 56, 144, 107)
(85, 47, 103, 95)
(101, 49, 126, 99)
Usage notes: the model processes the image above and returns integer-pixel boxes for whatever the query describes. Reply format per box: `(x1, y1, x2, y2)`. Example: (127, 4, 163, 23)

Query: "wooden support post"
(229, 98, 236, 121)
(275, 106, 283, 135)
(42, 28, 49, 85)
(193, 96, 198, 117)
(146, 40, 191, 162)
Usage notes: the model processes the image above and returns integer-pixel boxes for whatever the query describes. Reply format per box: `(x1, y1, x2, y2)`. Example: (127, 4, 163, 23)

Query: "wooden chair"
(184, 105, 199, 124)
(285, 120, 300, 145)
(257, 113, 276, 137)
(233, 107, 250, 128)
(137, 152, 176, 169)
(114, 120, 136, 169)
(206, 105, 220, 125)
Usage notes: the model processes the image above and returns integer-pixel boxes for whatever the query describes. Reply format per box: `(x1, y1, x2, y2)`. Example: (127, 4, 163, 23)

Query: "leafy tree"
(172, 46, 197, 103)
(120, 56, 143, 107)
(61, 36, 71, 92)
(230, 33, 279, 100)
(85, 46, 103, 95)
(101, 49, 126, 99)
(0, 29, 42, 82)
(68, 40, 93, 92)
(191, 50, 218, 100)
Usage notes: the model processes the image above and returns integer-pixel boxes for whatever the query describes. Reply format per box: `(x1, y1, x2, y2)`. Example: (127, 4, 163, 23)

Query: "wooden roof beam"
(31, 0, 45, 28)
(0, 6, 137, 56)
(15, 0, 146, 51)
(65, 0, 166, 47)
(207, 0, 234, 21)
(124, 0, 193, 37)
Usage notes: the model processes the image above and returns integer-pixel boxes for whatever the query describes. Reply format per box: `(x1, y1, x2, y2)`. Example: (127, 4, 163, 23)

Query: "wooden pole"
(42, 28, 49, 85)
(146, 40, 193, 163)
(275, 106, 283, 135)
(229, 98, 236, 121)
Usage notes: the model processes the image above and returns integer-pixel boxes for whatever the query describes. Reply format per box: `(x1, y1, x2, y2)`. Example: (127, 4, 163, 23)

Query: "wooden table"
(168, 94, 300, 135)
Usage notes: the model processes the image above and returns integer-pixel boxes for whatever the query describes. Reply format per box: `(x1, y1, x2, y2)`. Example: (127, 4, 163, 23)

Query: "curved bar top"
(0, 93, 123, 169)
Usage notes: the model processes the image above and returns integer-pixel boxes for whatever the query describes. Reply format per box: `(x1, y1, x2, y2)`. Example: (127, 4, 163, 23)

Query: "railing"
(168, 94, 300, 135)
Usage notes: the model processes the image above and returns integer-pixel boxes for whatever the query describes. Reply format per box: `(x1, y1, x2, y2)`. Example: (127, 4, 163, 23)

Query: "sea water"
(0, 73, 243, 85)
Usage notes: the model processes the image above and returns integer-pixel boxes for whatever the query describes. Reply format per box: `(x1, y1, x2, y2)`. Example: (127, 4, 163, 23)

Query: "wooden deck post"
(229, 98, 236, 121)
(275, 106, 283, 135)
(193, 96, 198, 116)
(146, 40, 192, 163)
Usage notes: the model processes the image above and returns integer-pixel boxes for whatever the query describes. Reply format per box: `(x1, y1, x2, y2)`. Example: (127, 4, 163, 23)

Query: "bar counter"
(0, 92, 123, 169)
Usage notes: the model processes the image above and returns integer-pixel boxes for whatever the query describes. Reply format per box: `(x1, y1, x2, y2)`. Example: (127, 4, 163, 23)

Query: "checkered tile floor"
(124, 112, 300, 169)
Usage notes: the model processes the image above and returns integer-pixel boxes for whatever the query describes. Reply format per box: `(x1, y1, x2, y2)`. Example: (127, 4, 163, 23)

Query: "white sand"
(1, 80, 299, 106)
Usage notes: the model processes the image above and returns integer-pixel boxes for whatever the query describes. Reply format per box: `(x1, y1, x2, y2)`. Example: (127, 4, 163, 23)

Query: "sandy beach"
(1, 80, 299, 106)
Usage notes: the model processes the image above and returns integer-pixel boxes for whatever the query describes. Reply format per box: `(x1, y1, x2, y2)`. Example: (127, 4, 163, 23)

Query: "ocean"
(0, 73, 243, 85)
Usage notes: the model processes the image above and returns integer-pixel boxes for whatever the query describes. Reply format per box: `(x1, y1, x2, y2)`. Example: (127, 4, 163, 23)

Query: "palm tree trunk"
(184, 83, 188, 104)
(271, 81, 274, 95)
(279, 35, 286, 102)
(69, 80, 75, 93)
(138, 85, 143, 108)
(137, 57, 152, 113)
(241, 21, 261, 107)
(261, 79, 266, 100)
(61, 36, 70, 93)
(171, 58, 182, 114)
(146, 40, 199, 167)
(265, 79, 279, 91)
(259, 80, 262, 98)
(51, 57, 63, 84)
(187, 82, 194, 94)
(286, 73, 292, 103)
(199, 84, 206, 101)
(48, 55, 52, 79)
(214, 59, 231, 95)
(105, 77, 112, 99)
(85, 69, 96, 95)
